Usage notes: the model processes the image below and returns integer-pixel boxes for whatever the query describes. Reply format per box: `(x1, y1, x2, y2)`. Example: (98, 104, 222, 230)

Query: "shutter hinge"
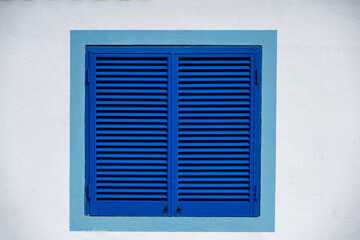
(164, 204, 168, 213)
(87, 184, 91, 199)
(255, 69, 258, 86)
(86, 69, 90, 85)
(254, 185, 259, 201)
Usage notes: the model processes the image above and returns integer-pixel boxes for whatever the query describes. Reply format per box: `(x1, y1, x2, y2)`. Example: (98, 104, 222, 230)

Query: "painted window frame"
(70, 30, 277, 232)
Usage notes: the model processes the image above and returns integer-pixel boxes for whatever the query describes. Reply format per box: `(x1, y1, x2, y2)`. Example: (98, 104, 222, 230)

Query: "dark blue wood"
(171, 54, 180, 216)
(89, 52, 98, 215)
(85, 49, 90, 215)
(87, 50, 171, 216)
(175, 51, 259, 216)
(253, 48, 262, 216)
(85, 46, 261, 217)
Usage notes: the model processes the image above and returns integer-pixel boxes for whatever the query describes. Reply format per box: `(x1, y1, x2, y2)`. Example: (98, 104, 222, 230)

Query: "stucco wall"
(0, 1, 359, 239)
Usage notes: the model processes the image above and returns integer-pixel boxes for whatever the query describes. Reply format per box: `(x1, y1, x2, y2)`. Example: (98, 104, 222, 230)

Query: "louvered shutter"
(88, 53, 171, 216)
(174, 53, 260, 217)
(86, 47, 261, 217)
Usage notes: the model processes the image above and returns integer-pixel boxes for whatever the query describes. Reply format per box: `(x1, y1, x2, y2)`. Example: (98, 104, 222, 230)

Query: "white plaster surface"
(0, 0, 359, 239)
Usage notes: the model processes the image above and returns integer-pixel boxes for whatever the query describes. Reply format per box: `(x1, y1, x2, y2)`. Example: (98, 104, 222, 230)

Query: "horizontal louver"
(176, 55, 252, 216)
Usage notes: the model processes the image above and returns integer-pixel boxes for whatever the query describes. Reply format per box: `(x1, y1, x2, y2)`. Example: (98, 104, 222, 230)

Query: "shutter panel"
(175, 53, 259, 217)
(88, 53, 171, 216)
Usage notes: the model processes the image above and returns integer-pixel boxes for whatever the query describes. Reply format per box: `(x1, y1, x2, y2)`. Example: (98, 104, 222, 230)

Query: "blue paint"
(174, 48, 260, 217)
(70, 30, 276, 231)
(253, 49, 262, 217)
(170, 53, 178, 217)
(87, 50, 171, 216)
(85, 46, 261, 217)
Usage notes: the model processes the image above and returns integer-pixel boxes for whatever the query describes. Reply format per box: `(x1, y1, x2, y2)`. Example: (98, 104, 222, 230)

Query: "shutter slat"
(179, 172, 250, 176)
(96, 101, 167, 106)
(97, 124, 167, 128)
(96, 106, 167, 111)
(179, 183, 249, 188)
(97, 182, 167, 187)
(97, 142, 167, 147)
(97, 89, 167, 93)
(97, 65, 168, 70)
(179, 136, 249, 141)
(179, 60, 250, 64)
(178, 101, 250, 106)
(179, 89, 250, 94)
(178, 160, 249, 164)
(179, 195, 249, 200)
(96, 77, 168, 81)
(179, 124, 250, 131)
(179, 177, 249, 182)
(179, 119, 249, 123)
(96, 147, 167, 152)
(179, 142, 249, 147)
(179, 95, 249, 100)
(96, 153, 167, 158)
(178, 65, 250, 70)
(96, 160, 167, 164)
(97, 171, 167, 176)
(96, 136, 167, 141)
(96, 71, 168, 76)
(179, 125, 249, 129)
(97, 95, 167, 99)
(179, 189, 249, 194)
(179, 83, 250, 88)
(179, 113, 249, 118)
(96, 59, 168, 64)
(178, 148, 249, 153)
(178, 77, 250, 82)
(178, 130, 249, 135)
(97, 189, 167, 193)
(96, 83, 167, 88)
(97, 165, 167, 170)
(178, 72, 250, 76)
(97, 118, 167, 123)
(96, 194, 167, 199)
(179, 166, 249, 170)
(178, 107, 250, 111)
(96, 130, 167, 135)
(178, 154, 249, 159)
(97, 176, 167, 181)
(97, 112, 167, 117)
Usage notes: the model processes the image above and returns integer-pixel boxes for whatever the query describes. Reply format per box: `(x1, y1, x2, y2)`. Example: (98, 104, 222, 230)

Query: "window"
(70, 30, 276, 231)
(86, 46, 261, 217)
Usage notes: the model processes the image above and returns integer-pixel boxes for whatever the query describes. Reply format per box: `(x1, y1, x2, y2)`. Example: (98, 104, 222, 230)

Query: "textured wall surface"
(0, 0, 359, 239)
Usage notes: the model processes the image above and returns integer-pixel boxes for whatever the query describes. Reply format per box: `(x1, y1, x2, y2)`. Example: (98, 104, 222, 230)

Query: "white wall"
(0, 0, 359, 239)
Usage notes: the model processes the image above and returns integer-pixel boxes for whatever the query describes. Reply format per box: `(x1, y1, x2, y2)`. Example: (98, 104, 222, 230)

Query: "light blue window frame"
(70, 30, 277, 232)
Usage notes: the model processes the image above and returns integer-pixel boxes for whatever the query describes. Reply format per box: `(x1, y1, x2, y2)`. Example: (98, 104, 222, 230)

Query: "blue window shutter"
(87, 52, 171, 216)
(86, 46, 261, 217)
(175, 51, 261, 217)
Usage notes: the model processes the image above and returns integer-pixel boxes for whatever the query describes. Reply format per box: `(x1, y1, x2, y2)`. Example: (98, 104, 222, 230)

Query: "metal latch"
(177, 204, 181, 213)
